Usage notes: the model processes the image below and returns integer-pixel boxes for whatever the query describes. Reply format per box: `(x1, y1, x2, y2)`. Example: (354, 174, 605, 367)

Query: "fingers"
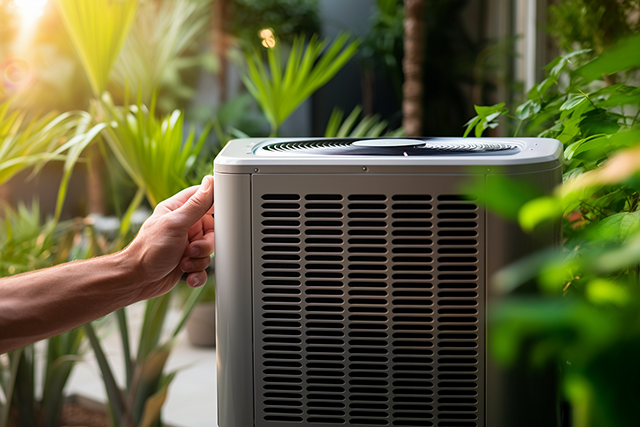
(187, 238, 214, 259)
(181, 255, 211, 273)
(186, 271, 207, 288)
(181, 230, 214, 289)
(181, 252, 210, 288)
(154, 184, 200, 214)
(173, 176, 214, 228)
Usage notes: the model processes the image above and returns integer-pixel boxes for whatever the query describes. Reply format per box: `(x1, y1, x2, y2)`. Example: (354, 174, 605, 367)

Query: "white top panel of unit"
(214, 137, 562, 168)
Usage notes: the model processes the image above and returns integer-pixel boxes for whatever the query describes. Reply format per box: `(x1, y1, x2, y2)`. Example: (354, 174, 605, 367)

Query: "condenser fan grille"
(261, 140, 356, 152)
(253, 178, 485, 427)
(257, 139, 517, 156)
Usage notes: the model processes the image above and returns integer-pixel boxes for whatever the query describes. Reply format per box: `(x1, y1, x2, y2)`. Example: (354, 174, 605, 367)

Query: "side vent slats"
(435, 195, 481, 427)
(256, 191, 484, 427)
(259, 194, 304, 424)
(347, 195, 389, 426)
(303, 194, 347, 425)
(390, 195, 434, 427)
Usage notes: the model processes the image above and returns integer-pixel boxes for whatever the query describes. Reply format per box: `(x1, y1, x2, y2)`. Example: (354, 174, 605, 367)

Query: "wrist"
(112, 248, 147, 302)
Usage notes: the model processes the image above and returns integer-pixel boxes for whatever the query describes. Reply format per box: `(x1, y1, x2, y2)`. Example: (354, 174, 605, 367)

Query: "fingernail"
(192, 277, 200, 287)
(190, 247, 199, 257)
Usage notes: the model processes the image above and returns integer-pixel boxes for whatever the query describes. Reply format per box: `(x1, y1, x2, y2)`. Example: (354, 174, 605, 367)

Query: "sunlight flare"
(11, 0, 48, 22)
(0, 58, 31, 89)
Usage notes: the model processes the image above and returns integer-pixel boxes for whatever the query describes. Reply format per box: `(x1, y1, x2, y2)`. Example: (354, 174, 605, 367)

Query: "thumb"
(173, 176, 214, 228)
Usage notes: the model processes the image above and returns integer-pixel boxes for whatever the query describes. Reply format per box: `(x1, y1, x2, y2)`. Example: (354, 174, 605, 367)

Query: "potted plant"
(186, 271, 216, 347)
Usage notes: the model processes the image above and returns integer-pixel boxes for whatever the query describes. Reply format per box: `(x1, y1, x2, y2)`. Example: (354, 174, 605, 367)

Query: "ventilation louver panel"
(434, 196, 482, 427)
(346, 195, 389, 426)
(255, 186, 484, 427)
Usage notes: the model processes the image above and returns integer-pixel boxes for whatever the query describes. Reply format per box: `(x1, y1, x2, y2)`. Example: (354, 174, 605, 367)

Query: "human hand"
(123, 176, 214, 302)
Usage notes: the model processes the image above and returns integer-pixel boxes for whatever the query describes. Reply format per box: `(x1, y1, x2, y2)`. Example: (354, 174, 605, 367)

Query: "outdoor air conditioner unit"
(214, 137, 563, 427)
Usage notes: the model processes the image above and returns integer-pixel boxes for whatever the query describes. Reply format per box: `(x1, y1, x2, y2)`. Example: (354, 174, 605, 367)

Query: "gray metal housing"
(215, 137, 562, 427)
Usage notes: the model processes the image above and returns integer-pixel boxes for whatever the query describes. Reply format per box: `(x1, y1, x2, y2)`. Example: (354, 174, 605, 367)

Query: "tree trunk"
(402, 0, 426, 137)
(362, 66, 375, 117)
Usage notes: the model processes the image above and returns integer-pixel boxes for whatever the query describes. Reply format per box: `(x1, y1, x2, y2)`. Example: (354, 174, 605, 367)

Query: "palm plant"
(241, 33, 360, 136)
(87, 91, 210, 427)
(0, 68, 103, 427)
(110, 0, 212, 109)
(0, 203, 94, 427)
(100, 93, 209, 210)
(0, 99, 99, 221)
(324, 105, 405, 138)
(55, 1, 211, 426)
(55, 0, 138, 98)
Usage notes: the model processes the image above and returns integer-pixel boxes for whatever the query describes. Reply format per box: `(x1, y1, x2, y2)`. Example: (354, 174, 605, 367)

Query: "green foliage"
(110, 0, 213, 112)
(0, 348, 21, 427)
(0, 202, 56, 276)
(577, 33, 640, 81)
(85, 284, 204, 427)
(92, 91, 209, 427)
(462, 103, 508, 137)
(99, 93, 209, 209)
(548, 0, 640, 54)
(55, 0, 138, 97)
(190, 92, 268, 149)
(360, 0, 405, 102)
(465, 31, 640, 427)
(0, 100, 100, 222)
(51, 2, 211, 425)
(240, 33, 360, 136)
(324, 105, 405, 138)
(0, 205, 103, 427)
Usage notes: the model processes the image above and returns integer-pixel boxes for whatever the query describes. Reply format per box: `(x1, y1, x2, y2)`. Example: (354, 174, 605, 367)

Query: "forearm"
(0, 250, 140, 353)
(0, 176, 214, 354)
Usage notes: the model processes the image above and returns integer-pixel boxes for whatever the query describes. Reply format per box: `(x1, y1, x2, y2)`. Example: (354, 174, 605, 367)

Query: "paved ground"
(65, 302, 217, 427)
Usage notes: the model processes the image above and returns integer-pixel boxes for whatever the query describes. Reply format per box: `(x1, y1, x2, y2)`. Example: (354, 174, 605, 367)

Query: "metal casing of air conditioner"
(214, 137, 563, 427)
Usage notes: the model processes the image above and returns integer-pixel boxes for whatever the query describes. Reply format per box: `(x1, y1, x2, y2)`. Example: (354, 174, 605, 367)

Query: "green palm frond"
(0, 101, 72, 186)
(111, 0, 212, 104)
(0, 99, 101, 221)
(241, 33, 360, 136)
(325, 105, 405, 137)
(56, 0, 138, 97)
(99, 93, 209, 209)
(0, 201, 55, 277)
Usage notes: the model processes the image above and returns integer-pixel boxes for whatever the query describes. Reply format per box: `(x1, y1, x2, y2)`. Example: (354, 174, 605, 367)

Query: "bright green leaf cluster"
(55, 0, 138, 97)
(325, 105, 404, 138)
(111, 0, 212, 107)
(463, 103, 508, 137)
(99, 93, 209, 210)
(473, 31, 640, 426)
(241, 33, 360, 136)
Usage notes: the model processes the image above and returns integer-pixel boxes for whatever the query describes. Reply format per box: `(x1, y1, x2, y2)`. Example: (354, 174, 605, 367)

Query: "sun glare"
(1, 0, 48, 92)
(1, 58, 31, 89)
(10, 0, 48, 21)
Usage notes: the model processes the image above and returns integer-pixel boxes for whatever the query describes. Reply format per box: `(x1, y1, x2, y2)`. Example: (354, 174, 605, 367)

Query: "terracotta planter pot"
(186, 302, 216, 347)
